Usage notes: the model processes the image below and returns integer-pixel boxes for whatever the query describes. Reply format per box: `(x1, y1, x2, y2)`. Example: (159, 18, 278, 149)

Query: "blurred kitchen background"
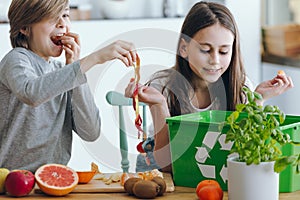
(0, 0, 218, 21)
(0, 0, 297, 22)
(1, 0, 300, 172)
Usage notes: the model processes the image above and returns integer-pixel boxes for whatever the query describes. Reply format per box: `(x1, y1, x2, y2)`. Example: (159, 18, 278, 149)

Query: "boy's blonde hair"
(8, 0, 69, 48)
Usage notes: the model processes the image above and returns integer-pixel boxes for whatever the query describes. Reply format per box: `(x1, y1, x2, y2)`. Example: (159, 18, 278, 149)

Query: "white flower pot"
(227, 156, 279, 200)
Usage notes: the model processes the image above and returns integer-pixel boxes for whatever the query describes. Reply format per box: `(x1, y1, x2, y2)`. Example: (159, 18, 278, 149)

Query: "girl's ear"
(179, 38, 188, 58)
(20, 27, 29, 36)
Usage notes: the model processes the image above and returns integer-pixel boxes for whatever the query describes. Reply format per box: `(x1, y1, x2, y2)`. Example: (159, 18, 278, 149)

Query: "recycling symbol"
(195, 131, 233, 184)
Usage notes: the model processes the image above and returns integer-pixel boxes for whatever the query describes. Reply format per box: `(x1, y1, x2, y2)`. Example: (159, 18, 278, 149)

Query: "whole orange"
(197, 185, 222, 200)
(196, 180, 223, 200)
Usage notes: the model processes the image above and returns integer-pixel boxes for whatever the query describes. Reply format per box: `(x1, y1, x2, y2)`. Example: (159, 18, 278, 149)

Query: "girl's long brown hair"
(148, 2, 246, 116)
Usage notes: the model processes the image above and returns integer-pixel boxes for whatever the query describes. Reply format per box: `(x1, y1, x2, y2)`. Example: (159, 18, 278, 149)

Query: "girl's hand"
(61, 32, 80, 64)
(255, 72, 294, 104)
(125, 79, 166, 107)
(96, 40, 136, 67)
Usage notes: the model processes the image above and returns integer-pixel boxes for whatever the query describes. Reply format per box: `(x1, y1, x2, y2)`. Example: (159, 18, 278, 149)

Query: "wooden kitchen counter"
(1, 187, 300, 199)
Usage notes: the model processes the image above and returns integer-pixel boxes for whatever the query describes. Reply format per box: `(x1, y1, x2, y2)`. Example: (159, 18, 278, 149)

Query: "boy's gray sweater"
(0, 48, 101, 172)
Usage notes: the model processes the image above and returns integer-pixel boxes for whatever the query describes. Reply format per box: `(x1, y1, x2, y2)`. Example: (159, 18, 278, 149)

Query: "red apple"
(5, 170, 35, 197)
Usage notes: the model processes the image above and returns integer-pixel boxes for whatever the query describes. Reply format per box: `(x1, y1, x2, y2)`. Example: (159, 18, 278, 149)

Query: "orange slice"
(76, 171, 96, 184)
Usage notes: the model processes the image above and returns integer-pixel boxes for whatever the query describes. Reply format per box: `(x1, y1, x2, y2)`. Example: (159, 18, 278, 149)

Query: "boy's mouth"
(51, 33, 64, 46)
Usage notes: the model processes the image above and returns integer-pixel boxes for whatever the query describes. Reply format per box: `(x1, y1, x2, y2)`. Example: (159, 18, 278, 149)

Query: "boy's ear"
(20, 27, 29, 36)
(179, 38, 188, 58)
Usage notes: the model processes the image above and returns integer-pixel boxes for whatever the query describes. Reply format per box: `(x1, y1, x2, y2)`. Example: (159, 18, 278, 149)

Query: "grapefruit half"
(35, 164, 78, 196)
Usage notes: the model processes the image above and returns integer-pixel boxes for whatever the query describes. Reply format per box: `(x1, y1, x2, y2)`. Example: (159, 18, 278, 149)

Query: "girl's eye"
(200, 49, 210, 53)
(220, 51, 228, 55)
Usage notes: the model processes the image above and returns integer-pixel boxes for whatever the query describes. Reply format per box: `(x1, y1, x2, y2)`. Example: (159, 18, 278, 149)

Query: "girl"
(125, 2, 293, 172)
(0, 0, 137, 172)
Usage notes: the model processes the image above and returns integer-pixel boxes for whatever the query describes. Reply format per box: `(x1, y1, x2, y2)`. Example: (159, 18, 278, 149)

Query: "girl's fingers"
(287, 76, 294, 88)
(124, 81, 135, 98)
(272, 72, 293, 88)
(124, 81, 145, 98)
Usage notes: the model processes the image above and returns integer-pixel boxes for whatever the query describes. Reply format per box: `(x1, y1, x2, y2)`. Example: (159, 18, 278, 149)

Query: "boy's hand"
(78, 40, 136, 73)
(96, 40, 136, 67)
(61, 32, 80, 64)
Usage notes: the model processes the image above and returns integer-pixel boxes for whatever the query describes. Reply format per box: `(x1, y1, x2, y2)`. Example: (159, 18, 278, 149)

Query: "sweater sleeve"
(70, 83, 101, 141)
(1, 49, 86, 107)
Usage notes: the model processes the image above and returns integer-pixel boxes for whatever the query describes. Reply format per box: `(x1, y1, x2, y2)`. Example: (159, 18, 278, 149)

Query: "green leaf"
(263, 105, 275, 113)
(253, 91, 263, 100)
(279, 112, 286, 124)
(227, 111, 239, 124)
(236, 104, 246, 112)
(270, 115, 280, 127)
(247, 91, 254, 103)
(274, 156, 297, 173)
(225, 130, 235, 142)
(274, 157, 289, 173)
(253, 114, 263, 124)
